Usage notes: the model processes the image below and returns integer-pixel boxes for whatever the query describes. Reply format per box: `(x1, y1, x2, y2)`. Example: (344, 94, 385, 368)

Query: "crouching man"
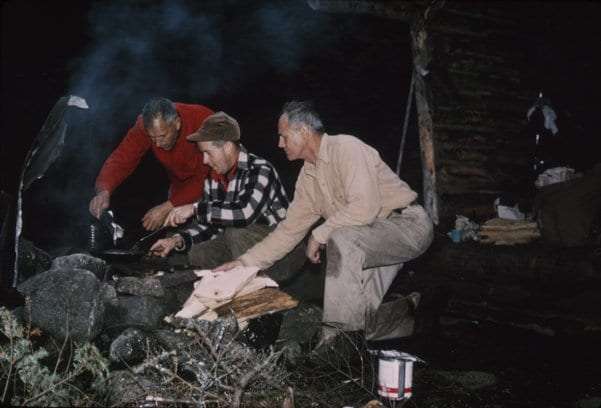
(150, 112, 303, 280)
(216, 101, 434, 346)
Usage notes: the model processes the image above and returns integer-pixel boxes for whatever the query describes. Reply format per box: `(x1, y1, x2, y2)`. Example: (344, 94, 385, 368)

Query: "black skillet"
(92, 222, 168, 263)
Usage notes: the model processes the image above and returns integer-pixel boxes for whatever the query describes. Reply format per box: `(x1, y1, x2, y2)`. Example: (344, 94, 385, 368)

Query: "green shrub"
(0, 307, 109, 407)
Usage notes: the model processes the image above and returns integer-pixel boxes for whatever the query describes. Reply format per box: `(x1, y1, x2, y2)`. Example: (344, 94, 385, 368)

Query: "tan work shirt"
(239, 134, 417, 270)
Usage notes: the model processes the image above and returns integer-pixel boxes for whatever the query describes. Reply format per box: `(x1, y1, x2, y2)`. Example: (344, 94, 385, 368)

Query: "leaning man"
(89, 97, 213, 230)
(150, 112, 300, 277)
(216, 101, 434, 345)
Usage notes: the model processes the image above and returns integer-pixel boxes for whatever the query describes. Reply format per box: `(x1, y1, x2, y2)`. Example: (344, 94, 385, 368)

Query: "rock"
(115, 276, 165, 297)
(104, 295, 172, 331)
(435, 370, 497, 390)
(50, 253, 109, 281)
(156, 270, 198, 305)
(109, 328, 149, 365)
(106, 370, 157, 406)
(17, 268, 116, 341)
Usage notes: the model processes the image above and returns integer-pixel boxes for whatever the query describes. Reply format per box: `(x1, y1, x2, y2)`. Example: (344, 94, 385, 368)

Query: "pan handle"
(130, 226, 168, 253)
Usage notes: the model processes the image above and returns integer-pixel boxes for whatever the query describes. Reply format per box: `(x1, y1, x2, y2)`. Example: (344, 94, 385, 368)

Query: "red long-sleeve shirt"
(95, 103, 213, 206)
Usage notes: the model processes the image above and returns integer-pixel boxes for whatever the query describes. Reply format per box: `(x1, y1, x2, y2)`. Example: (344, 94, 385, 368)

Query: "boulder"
(50, 253, 109, 281)
(115, 276, 165, 298)
(17, 268, 117, 341)
(105, 295, 173, 331)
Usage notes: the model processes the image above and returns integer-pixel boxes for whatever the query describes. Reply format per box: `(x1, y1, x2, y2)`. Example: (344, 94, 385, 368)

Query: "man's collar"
(302, 134, 329, 177)
(236, 144, 250, 171)
(316, 133, 330, 164)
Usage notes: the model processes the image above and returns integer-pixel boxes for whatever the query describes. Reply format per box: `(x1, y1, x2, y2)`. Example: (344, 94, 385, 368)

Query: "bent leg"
(187, 234, 231, 269)
(223, 224, 272, 259)
(323, 205, 433, 331)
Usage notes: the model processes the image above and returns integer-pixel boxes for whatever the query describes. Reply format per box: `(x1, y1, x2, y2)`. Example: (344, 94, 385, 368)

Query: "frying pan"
(93, 227, 169, 263)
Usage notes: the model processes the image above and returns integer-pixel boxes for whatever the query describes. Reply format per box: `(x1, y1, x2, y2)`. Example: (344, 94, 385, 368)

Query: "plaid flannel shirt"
(178, 145, 289, 251)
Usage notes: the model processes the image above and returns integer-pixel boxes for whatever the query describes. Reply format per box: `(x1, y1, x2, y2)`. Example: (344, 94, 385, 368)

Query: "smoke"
(69, 1, 219, 121)
(68, 0, 331, 143)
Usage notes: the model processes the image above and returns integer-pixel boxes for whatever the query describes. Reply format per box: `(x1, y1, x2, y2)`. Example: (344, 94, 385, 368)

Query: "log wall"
(418, 2, 539, 224)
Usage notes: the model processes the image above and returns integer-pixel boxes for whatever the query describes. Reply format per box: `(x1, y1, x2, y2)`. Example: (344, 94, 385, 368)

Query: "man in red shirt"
(89, 98, 213, 230)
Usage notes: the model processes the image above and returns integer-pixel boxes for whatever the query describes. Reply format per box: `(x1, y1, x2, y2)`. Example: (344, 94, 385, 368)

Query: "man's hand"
(89, 190, 110, 219)
(142, 201, 174, 231)
(163, 204, 195, 227)
(213, 260, 243, 272)
(149, 235, 183, 257)
(306, 235, 324, 264)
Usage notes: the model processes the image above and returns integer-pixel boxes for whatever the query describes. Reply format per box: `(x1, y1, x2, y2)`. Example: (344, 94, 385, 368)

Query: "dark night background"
(1, 0, 600, 250)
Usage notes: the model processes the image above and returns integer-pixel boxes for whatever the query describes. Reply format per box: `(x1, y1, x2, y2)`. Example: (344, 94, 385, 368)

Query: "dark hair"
(280, 100, 324, 134)
(141, 97, 179, 129)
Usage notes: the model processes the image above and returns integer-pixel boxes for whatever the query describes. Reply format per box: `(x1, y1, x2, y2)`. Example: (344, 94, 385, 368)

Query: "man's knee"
(326, 228, 363, 277)
(327, 228, 360, 259)
(327, 227, 356, 249)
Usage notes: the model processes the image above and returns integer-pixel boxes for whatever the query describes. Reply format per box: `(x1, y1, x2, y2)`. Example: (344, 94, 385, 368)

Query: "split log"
(480, 219, 541, 244)
(213, 288, 298, 323)
(481, 218, 539, 231)
(480, 231, 541, 245)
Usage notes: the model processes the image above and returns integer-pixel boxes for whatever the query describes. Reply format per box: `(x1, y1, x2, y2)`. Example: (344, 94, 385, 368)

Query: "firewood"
(481, 218, 539, 230)
(213, 288, 298, 322)
(479, 230, 541, 243)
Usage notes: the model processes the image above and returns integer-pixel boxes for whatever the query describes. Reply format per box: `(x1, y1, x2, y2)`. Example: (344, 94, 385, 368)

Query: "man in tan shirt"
(216, 101, 433, 346)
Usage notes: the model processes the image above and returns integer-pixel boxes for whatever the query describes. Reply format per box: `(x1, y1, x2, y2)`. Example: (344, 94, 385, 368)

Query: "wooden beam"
(410, 25, 439, 225)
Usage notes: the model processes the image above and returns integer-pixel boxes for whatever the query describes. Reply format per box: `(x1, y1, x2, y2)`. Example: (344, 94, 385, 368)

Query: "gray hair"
(281, 100, 324, 134)
(142, 97, 179, 129)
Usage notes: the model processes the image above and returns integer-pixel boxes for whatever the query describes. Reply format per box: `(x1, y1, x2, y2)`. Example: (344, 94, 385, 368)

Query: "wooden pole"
(411, 25, 439, 224)
(396, 69, 416, 175)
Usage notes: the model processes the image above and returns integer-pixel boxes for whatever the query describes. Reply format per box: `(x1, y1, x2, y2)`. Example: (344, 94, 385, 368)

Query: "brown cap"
(187, 111, 240, 143)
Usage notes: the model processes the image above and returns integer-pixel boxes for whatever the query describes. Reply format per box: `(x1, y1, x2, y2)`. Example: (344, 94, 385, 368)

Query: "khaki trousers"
(323, 205, 433, 334)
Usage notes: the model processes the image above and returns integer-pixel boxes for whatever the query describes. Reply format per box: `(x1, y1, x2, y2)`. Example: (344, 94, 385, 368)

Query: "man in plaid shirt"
(150, 112, 302, 275)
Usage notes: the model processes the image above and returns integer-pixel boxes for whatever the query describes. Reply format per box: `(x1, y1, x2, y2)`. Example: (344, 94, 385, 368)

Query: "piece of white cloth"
(192, 266, 259, 301)
(175, 266, 279, 320)
(535, 166, 577, 188)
